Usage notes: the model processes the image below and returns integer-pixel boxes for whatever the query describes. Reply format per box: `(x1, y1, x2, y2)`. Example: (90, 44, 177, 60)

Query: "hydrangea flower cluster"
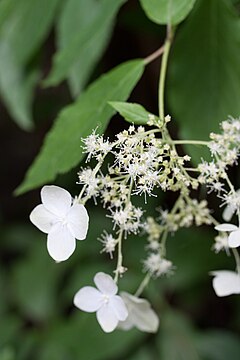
(30, 116, 240, 333)
(197, 118, 240, 295)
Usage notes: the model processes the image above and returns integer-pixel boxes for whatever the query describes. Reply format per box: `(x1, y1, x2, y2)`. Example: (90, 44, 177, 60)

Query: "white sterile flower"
(30, 185, 89, 262)
(211, 271, 240, 297)
(73, 272, 128, 333)
(118, 292, 159, 333)
(215, 223, 240, 248)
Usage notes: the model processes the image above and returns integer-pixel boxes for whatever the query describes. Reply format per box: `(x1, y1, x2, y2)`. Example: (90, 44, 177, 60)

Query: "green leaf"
(0, 0, 60, 130)
(139, 0, 196, 25)
(16, 59, 145, 194)
(109, 101, 154, 125)
(195, 330, 240, 360)
(39, 314, 144, 360)
(0, 348, 15, 360)
(165, 228, 232, 291)
(44, 0, 126, 94)
(0, 0, 60, 64)
(0, 0, 15, 35)
(0, 43, 39, 130)
(157, 310, 200, 360)
(128, 348, 153, 360)
(167, 0, 240, 161)
(0, 316, 22, 348)
(12, 242, 63, 321)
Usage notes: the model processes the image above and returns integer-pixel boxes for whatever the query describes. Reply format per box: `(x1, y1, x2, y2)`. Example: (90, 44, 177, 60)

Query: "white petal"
(119, 292, 159, 333)
(94, 272, 117, 295)
(96, 304, 118, 333)
(67, 204, 89, 240)
(228, 229, 240, 248)
(222, 205, 235, 222)
(211, 271, 240, 297)
(117, 316, 134, 331)
(74, 286, 102, 312)
(41, 185, 71, 217)
(215, 223, 238, 232)
(30, 204, 57, 233)
(109, 295, 128, 321)
(47, 223, 76, 261)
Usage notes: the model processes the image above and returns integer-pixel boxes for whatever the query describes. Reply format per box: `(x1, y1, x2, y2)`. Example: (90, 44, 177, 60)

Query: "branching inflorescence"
(30, 113, 240, 332)
(29, 22, 240, 331)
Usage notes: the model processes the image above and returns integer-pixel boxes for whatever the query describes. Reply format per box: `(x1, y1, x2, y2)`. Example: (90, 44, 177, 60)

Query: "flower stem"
(114, 229, 124, 283)
(135, 273, 151, 297)
(184, 167, 200, 172)
(215, 154, 235, 194)
(144, 45, 165, 65)
(158, 28, 174, 120)
(173, 140, 209, 146)
(232, 248, 240, 274)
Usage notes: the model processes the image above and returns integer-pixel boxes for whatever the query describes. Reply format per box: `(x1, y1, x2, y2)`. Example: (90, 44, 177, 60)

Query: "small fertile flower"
(118, 292, 159, 333)
(30, 185, 89, 262)
(143, 253, 173, 278)
(212, 234, 229, 253)
(99, 231, 117, 258)
(215, 223, 240, 248)
(73, 272, 128, 333)
(211, 270, 240, 297)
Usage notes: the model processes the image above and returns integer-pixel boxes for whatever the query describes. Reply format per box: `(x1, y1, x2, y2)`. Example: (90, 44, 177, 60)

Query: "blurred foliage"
(16, 59, 144, 194)
(168, 0, 240, 162)
(45, 0, 127, 94)
(0, 0, 60, 130)
(1, 213, 239, 359)
(1, 0, 240, 359)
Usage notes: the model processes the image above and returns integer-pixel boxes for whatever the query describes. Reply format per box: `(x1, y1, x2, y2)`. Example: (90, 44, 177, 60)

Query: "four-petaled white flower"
(73, 272, 128, 333)
(30, 185, 89, 262)
(118, 292, 159, 333)
(211, 270, 240, 297)
(215, 223, 240, 248)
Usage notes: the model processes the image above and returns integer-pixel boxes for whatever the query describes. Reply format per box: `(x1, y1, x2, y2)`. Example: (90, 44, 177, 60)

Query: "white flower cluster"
(158, 198, 212, 232)
(29, 116, 240, 334)
(30, 186, 159, 333)
(198, 118, 240, 297)
(199, 118, 240, 190)
(208, 118, 240, 165)
(143, 217, 173, 277)
(142, 197, 212, 278)
(80, 125, 197, 204)
(78, 124, 205, 268)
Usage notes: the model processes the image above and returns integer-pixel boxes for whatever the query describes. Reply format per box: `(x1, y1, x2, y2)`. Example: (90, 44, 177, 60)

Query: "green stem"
(173, 140, 209, 146)
(215, 154, 235, 194)
(158, 31, 173, 120)
(114, 229, 124, 283)
(135, 273, 151, 297)
(160, 231, 168, 256)
(114, 178, 133, 283)
(144, 45, 165, 65)
(78, 154, 108, 204)
(232, 248, 240, 274)
(184, 168, 200, 172)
